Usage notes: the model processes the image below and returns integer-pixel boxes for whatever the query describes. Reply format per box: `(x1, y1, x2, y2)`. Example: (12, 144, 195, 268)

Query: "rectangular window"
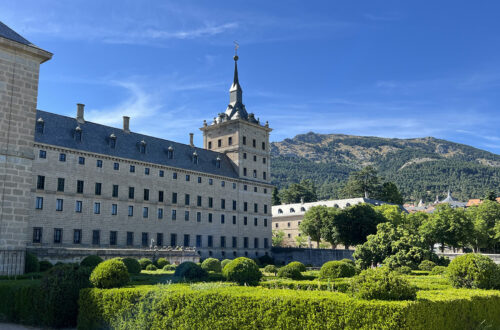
(209, 178, 213, 185)
(264, 238, 269, 249)
(208, 213, 213, 223)
(233, 183, 237, 189)
(221, 214, 225, 224)
(158, 191, 164, 202)
(128, 205, 134, 216)
(142, 232, 149, 247)
(59, 153, 66, 162)
(94, 202, 100, 214)
(111, 204, 118, 215)
(159, 170, 164, 177)
(171, 209, 177, 220)
(243, 153, 247, 159)
(244, 202, 248, 212)
(254, 218, 258, 226)
(127, 232, 134, 246)
(170, 233, 177, 247)
(263, 157, 266, 164)
(221, 181, 225, 187)
(232, 215, 236, 225)
(113, 162, 119, 170)
(158, 208, 163, 219)
(33, 227, 42, 243)
(262, 142, 266, 150)
(264, 205, 268, 214)
(57, 178, 65, 192)
(53, 228, 62, 244)
(243, 136, 246, 145)
(185, 174, 190, 181)
(197, 195, 202, 207)
(56, 199, 63, 211)
(254, 203, 258, 213)
(221, 236, 226, 248)
(184, 234, 190, 247)
(232, 200, 237, 210)
(197, 177, 202, 183)
(172, 192, 177, 204)
(35, 197, 43, 209)
(144, 189, 149, 201)
(217, 139, 222, 147)
(92, 230, 100, 245)
(130, 165, 135, 173)
(145, 167, 150, 175)
(197, 212, 201, 222)
(143, 207, 149, 218)
(221, 199, 225, 209)
(173, 172, 177, 179)
(253, 139, 256, 148)
(208, 235, 213, 247)
(196, 235, 202, 248)
(253, 155, 257, 162)
(96, 159, 103, 168)
(185, 194, 190, 205)
(112, 185, 119, 198)
(254, 238, 259, 249)
(94, 182, 101, 195)
(73, 229, 81, 244)
(184, 211, 189, 221)
(129, 187, 134, 199)
(228, 137, 232, 145)
(39, 150, 46, 158)
(208, 197, 213, 208)
(232, 236, 237, 248)
(75, 200, 82, 213)
(110, 231, 117, 246)
(208, 141, 212, 149)
(253, 170, 257, 178)
(244, 237, 248, 248)
(263, 172, 267, 180)
(254, 186, 257, 193)
(244, 216, 248, 226)
(264, 218, 268, 227)
(157, 233, 163, 246)
(78, 156, 85, 165)
(37, 175, 45, 190)
(243, 168, 247, 176)
(244, 185, 247, 191)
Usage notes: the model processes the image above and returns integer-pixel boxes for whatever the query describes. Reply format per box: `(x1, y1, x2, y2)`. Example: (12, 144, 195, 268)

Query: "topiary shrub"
(341, 258, 355, 266)
(25, 252, 40, 273)
(350, 267, 417, 301)
(419, 260, 436, 271)
(122, 258, 141, 274)
(139, 258, 153, 270)
(41, 264, 92, 327)
(80, 255, 103, 270)
(395, 266, 412, 275)
(319, 261, 356, 279)
(145, 264, 158, 271)
(264, 264, 278, 275)
(90, 258, 130, 289)
(39, 260, 52, 272)
(163, 264, 176, 271)
(287, 261, 306, 272)
(277, 264, 303, 280)
(430, 265, 447, 275)
(174, 261, 207, 280)
(258, 254, 274, 266)
(155, 258, 169, 268)
(201, 258, 222, 272)
(223, 257, 262, 285)
(447, 253, 500, 289)
(221, 259, 232, 270)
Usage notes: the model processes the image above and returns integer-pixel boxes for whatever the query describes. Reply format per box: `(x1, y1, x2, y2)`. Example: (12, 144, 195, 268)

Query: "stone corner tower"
(0, 21, 52, 275)
(200, 53, 272, 183)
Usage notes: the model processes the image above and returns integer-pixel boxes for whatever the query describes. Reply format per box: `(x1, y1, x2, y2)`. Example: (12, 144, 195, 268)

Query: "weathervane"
(234, 41, 239, 60)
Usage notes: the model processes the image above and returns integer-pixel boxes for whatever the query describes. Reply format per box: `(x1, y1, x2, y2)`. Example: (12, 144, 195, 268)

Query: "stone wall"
(272, 247, 354, 266)
(438, 253, 500, 264)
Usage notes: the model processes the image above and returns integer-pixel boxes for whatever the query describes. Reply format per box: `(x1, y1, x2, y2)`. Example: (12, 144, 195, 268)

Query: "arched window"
(109, 134, 116, 148)
(215, 156, 221, 168)
(346, 203, 351, 207)
(140, 140, 146, 154)
(290, 208, 295, 213)
(36, 118, 44, 134)
(193, 151, 198, 164)
(300, 207, 306, 212)
(167, 146, 174, 159)
(333, 204, 339, 208)
(75, 126, 82, 142)
(278, 209, 283, 214)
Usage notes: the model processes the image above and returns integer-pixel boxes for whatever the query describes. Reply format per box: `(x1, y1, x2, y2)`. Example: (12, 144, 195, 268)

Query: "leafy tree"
(272, 187, 281, 205)
(294, 234, 308, 248)
(353, 222, 398, 269)
(378, 182, 404, 204)
(374, 204, 404, 226)
(485, 191, 497, 201)
(279, 180, 317, 204)
(272, 230, 285, 247)
(319, 206, 341, 248)
(341, 166, 381, 199)
(468, 200, 500, 252)
(299, 205, 329, 247)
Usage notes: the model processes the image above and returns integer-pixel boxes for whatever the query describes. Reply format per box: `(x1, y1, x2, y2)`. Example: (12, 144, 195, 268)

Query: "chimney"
(123, 116, 130, 133)
(76, 103, 85, 124)
(189, 133, 194, 147)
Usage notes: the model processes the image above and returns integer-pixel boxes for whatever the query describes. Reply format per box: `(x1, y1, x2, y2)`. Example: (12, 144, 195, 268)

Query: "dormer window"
(140, 140, 146, 154)
(215, 156, 221, 168)
(290, 208, 295, 213)
(334, 204, 339, 208)
(75, 126, 82, 142)
(36, 118, 44, 134)
(167, 146, 174, 159)
(278, 209, 283, 214)
(193, 151, 198, 164)
(109, 134, 116, 148)
(300, 207, 306, 212)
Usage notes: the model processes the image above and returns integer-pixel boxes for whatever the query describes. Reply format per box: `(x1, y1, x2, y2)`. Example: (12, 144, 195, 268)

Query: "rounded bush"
(350, 267, 417, 301)
(90, 258, 130, 289)
(221, 259, 232, 270)
(395, 266, 412, 275)
(146, 264, 158, 271)
(320, 261, 356, 279)
(287, 261, 306, 272)
(80, 255, 103, 270)
(447, 253, 500, 289)
(174, 261, 207, 280)
(341, 258, 355, 266)
(201, 258, 222, 272)
(419, 260, 436, 271)
(139, 258, 153, 270)
(39, 260, 53, 272)
(264, 264, 278, 275)
(163, 264, 176, 271)
(122, 257, 141, 274)
(277, 264, 303, 280)
(223, 257, 262, 285)
(430, 265, 447, 275)
(155, 258, 169, 268)
(25, 252, 40, 273)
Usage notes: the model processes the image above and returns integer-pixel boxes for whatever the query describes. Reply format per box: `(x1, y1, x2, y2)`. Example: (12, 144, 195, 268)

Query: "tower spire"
(230, 42, 242, 105)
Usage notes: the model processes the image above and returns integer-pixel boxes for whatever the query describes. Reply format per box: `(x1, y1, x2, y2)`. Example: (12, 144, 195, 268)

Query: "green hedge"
(261, 279, 350, 293)
(0, 280, 44, 326)
(78, 284, 500, 329)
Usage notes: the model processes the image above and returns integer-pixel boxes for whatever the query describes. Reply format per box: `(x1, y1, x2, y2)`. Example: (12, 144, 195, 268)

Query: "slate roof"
(35, 110, 239, 179)
(0, 21, 33, 46)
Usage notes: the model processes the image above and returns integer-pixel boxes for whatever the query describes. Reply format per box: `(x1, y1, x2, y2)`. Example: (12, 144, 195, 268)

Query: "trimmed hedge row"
(78, 284, 500, 329)
(261, 279, 350, 293)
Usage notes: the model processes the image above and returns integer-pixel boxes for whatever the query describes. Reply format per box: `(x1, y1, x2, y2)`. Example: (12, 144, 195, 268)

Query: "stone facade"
(0, 31, 51, 275)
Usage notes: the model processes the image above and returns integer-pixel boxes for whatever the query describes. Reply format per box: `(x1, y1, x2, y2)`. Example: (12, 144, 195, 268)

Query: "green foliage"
(163, 264, 177, 271)
(341, 258, 355, 265)
(201, 258, 222, 272)
(222, 257, 262, 285)
(271, 187, 280, 205)
(221, 259, 232, 270)
(430, 266, 447, 275)
(139, 258, 153, 270)
(272, 230, 285, 247)
(263, 265, 278, 275)
(447, 253, 500, 289)
(145, 264, 158, 271)
(279, 179, 317, 204)
(24, 252, 39, 273)
(419, 260, 436, 271)
(156, 258, 169, 268)
(379, 182, 404, 205)
(174, 262, 207, 281)
(467, 200, 500, 252)
(122, 257, 141, 274)
(300, 205, 331, 247)
(395, 266, 412, 275)
(287, 261, 306, 272)
(277, 264, 303, 280)
(80, 255, 103, 270)
(319, 261, 356, 279)
(350, 267, 417, 301)
(38, 260, 52, 272)
(257, 254, 274, 266)
(90, 258, 130, 289)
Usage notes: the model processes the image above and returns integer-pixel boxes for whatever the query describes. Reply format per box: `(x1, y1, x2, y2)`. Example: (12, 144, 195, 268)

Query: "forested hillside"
(270, 132, 500, 202)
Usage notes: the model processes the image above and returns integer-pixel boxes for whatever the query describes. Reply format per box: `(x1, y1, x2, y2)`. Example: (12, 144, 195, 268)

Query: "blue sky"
(4, 1, 500, 153)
